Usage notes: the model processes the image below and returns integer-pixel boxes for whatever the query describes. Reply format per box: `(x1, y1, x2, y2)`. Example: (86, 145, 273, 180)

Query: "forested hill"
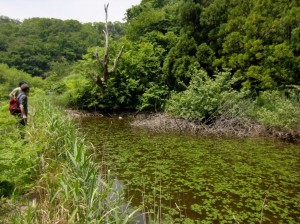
(0, 0, 300, 130)
(1, 0, 299, 88)
(0, 16, 124, 77)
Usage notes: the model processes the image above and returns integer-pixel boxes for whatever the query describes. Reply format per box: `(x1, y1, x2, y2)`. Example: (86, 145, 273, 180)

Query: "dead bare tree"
(87, 3, 124, 93)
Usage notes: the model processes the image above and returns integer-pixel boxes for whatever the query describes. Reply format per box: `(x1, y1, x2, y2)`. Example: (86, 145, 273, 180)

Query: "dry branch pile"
(131, 113, 265, 137)
(131, 113, 300, 143)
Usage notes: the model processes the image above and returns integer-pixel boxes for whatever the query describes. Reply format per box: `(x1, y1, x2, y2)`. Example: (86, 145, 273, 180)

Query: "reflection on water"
(78, 116, 300, 223)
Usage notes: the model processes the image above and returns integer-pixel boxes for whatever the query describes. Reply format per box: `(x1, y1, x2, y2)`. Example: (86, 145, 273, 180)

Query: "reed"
(12, 97, 139, 223)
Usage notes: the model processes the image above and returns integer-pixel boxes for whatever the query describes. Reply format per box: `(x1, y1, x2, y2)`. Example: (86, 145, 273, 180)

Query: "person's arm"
(20, 104, 27, 119)
(9, 89, 16, 100)
(9, 87, 19, 100)
(19, 94, 28, 121)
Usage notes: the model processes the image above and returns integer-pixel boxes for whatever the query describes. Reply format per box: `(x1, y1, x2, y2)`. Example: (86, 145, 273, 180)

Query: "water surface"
(78, 116, 300, 223)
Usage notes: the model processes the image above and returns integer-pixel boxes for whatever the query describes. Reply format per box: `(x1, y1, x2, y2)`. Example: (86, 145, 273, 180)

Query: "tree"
(87, 4, 124, 93)
(163, 34, 198, 91)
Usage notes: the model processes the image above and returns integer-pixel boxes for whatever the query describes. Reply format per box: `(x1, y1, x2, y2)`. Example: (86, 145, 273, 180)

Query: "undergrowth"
(165, 69, 300, 136)
(0, 96, 140, 223)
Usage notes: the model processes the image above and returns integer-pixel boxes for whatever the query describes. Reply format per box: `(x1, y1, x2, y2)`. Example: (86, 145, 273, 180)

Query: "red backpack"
(9, 98, 21, 115)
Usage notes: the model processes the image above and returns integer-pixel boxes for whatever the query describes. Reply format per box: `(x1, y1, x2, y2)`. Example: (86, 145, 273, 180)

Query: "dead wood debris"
(131, 113, 300, 143)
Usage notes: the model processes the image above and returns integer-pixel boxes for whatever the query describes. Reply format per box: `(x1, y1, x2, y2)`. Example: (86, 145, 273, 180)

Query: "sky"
(0, 0, 141, 23)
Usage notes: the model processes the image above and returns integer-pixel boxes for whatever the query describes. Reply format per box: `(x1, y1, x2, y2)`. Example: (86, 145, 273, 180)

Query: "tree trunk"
(88, 3, 124, 93)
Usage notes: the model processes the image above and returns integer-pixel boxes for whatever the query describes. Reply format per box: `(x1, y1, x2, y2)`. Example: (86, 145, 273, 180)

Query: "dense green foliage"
(0, 63, 45, 97)
(69, 0, 300, 119)
(0, 16, 124, 77)
(166, 69, 241, 120)
(250, 89, 300, 130)
(125, 0, 300, 91)
(1, 0, 300, 124)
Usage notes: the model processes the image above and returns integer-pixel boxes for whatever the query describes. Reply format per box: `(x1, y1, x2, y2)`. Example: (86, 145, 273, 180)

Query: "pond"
(78, 116, 300, 223)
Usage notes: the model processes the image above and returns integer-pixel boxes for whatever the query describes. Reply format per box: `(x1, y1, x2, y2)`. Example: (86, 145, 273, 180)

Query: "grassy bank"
(0, 96, 139, 223)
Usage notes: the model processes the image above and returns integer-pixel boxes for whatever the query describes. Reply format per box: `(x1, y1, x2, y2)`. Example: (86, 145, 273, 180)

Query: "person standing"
(17, 83, 30, 126)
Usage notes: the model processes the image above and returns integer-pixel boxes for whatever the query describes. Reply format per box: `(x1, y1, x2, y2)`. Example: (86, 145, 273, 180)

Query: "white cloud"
(0, 0, 141, 22)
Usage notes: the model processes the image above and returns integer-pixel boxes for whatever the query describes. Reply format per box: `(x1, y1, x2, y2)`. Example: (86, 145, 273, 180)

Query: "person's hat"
(21, 83, 30, 91)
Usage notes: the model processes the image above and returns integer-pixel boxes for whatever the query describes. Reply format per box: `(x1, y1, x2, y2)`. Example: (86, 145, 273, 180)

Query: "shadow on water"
(78, 116, 300, 223)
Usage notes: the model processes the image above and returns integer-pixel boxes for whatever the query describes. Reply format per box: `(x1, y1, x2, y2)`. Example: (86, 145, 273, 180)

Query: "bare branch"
(87, 72, 97, 83)
(85, 3, 123, 94)
(103, 4, 109, 64)
(109, 46, 124, 74)
(104, 3, 109, 21)
(94, 47, 101, 65)
(87, 72, 105, 93)
(102, 29, 109, 69)
(102, 3, 110, 81)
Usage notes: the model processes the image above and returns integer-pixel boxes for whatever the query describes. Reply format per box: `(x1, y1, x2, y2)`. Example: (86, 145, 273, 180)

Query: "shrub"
(250, 90, 300, 130)
(139, 84, 169, 111)
(165, 69, 240, 121)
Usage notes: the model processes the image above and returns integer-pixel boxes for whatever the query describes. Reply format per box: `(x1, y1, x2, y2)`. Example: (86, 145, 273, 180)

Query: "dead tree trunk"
(87, 3, 124, 93)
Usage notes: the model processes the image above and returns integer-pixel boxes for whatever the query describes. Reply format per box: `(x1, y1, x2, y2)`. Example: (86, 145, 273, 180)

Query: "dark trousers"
(15, 114, 27, 139)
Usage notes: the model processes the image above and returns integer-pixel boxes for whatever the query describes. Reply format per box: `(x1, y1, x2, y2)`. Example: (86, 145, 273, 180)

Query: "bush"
(139, 84, 169, 111)
(250, 90, 300, 130)
(165, 69, 241, 121)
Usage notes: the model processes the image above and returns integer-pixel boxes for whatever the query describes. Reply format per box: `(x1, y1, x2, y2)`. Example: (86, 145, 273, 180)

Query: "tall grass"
(10, 97, 139, 223)
(0, 100, 39, 197)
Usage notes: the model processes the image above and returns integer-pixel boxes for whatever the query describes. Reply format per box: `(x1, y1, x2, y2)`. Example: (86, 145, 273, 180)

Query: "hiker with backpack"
(17, 83, 30, 126)
(8, 83, 30, 139)
(9, 83, 30, 125)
